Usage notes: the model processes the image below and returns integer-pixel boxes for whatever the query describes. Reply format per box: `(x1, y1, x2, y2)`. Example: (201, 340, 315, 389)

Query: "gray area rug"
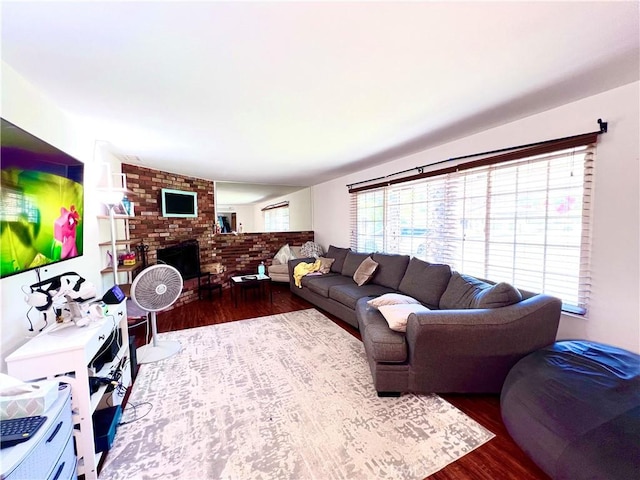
(99, 309, 494, 479)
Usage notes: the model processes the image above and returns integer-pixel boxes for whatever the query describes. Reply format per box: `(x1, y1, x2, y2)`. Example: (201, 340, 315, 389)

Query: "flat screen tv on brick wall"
(161, 188, 198, 218)
(0, 118, 84, 279)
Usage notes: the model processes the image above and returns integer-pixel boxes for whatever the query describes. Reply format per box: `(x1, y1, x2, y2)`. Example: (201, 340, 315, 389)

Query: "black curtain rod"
(347, 118, 607, 190)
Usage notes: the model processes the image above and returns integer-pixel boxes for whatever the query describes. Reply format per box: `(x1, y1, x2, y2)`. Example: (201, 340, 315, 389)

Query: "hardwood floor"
(132, 282, 549, 480)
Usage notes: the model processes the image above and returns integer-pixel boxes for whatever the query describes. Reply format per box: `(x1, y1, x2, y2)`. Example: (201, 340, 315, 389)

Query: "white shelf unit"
(6, 300, 131, 480)
(98, 206, 140, 292)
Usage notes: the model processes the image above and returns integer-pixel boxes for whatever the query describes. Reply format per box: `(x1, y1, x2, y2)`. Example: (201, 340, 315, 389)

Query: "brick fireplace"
(122, 163, 314, 308)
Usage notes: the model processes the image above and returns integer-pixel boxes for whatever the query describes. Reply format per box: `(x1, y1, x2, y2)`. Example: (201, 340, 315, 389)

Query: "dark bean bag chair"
(501, 340, 640, 480)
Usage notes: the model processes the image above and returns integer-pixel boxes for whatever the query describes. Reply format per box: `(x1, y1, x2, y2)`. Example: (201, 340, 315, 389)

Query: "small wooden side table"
(229, 274, 272, 307)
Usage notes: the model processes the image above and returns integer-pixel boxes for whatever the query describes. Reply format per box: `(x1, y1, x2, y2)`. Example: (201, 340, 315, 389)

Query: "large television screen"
(1, 118, 84, 279)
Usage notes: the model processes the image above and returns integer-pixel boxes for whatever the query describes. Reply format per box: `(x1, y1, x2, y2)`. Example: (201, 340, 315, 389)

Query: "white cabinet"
(6, 301, 130, 480)
(1, 385, 75, 480)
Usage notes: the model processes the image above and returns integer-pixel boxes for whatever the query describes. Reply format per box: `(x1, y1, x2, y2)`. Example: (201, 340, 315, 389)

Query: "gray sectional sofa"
(289, 245, 562, 395)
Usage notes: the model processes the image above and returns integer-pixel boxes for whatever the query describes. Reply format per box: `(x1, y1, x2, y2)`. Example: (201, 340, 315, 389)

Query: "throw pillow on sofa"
(341, 251, 372, 277)
(300, 241, 324, 258)
(378, 303, 430, 332)
(274, 244, 296, 265)
(353, 257, 379, 286)
(439, 272, 522, 309)
(367, 293, 421, 309)
(317, 257, 335, 273)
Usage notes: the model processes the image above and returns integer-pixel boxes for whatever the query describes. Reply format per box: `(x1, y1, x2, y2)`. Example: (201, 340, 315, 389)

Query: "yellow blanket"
(293, 260, 322, 288)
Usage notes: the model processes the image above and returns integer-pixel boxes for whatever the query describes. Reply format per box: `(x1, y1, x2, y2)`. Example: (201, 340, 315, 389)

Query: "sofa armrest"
(287, 257, 316, 288)
(405, 294, 562, 360)
(401, 294, 562, 392)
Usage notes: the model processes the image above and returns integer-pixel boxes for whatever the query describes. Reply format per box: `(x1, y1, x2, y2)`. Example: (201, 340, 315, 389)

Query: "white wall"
(313, 82, 640, 353)
(0, 64, 106, 372)
(217, 188, 312, 233)
(289, 188, 313, 231)
(232, 187, 313, 233)
(235, 205, 256, 232)
(253, 187, 313, 233)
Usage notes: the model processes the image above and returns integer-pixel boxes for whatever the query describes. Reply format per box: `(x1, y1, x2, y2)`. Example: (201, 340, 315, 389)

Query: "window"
(350, 143, 595, 314)
(264, 203, 289, 232)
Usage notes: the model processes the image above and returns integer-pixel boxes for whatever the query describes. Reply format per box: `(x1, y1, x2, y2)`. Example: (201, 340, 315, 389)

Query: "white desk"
(5, 301, 130, 480)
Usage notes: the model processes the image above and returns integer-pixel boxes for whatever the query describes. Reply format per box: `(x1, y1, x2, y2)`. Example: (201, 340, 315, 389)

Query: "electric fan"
(130, 264, 183, 364)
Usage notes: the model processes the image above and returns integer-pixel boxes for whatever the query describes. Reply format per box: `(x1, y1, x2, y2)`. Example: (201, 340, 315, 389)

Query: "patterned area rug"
(99, 309, 494, 479)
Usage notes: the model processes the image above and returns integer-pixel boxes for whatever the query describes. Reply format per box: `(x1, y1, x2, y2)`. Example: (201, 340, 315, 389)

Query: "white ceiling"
(2, 1, 639, 194)
(215, 181, 305, 206)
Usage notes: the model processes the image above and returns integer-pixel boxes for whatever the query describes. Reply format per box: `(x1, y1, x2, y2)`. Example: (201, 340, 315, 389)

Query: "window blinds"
(264, 205, 290, 232)
(350, 143, 595, 314)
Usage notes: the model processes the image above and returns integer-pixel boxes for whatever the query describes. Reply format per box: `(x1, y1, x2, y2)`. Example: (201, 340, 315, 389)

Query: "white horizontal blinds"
(349, 192, 358, 250)
(386, 182, 427, 256)
(439, 145, 594, 312)
(578, 149, 595, 312)
(264, 206, 289, 232)
(350, 141, 596, 314)
(384, 177, 450, 260)
(352, 188, 385, 252)
(488, 146, 593, 312)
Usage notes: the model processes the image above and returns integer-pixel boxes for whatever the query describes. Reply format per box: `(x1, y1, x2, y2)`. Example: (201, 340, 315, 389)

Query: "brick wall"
(122, 163, 314, 308)
(210, 231, 315, 277)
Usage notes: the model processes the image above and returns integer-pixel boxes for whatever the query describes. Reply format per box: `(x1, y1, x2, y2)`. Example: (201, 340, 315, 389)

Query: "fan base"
(137, 340, 181, 364)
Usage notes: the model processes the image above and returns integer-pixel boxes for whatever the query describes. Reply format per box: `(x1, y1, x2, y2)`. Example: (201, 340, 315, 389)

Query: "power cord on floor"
(118, 401, 153, 426)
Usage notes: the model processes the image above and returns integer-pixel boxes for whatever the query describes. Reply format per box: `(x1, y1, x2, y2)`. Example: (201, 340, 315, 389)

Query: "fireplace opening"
(156, 239, 201, 280)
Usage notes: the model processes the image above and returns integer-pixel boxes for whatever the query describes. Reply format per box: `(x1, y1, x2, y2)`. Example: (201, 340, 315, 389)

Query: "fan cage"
(131, 264, 183, 312)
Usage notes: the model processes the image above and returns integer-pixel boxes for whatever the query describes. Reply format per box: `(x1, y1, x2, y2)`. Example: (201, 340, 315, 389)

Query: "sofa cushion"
(398, 258, 452, 309)
(329, 283, 395, 310)
(353, 257, 379, 286)
(325, 245, 351, 273)
(363, 325, 408, 363)
(439, 273, 489, 309)
(341, 251, 371, 277)
(474, 282, 522, 308)
(367, 293, 421, 309)
(302, 273, 352, 297)
(439, 272, 522, 309)
(371, 253, 411, 290)
(378, 303, 431, 332)
(356, 299, 408, 363)
(267, 263, 289, 275)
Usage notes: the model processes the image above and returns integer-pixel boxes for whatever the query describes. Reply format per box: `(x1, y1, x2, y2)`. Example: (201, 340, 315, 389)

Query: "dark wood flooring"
(130, 282, 549, 480)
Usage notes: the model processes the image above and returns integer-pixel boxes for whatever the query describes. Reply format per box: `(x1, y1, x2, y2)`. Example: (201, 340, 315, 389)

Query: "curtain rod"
(261, 201, 289, 212)
(347, 118, 607, 190)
